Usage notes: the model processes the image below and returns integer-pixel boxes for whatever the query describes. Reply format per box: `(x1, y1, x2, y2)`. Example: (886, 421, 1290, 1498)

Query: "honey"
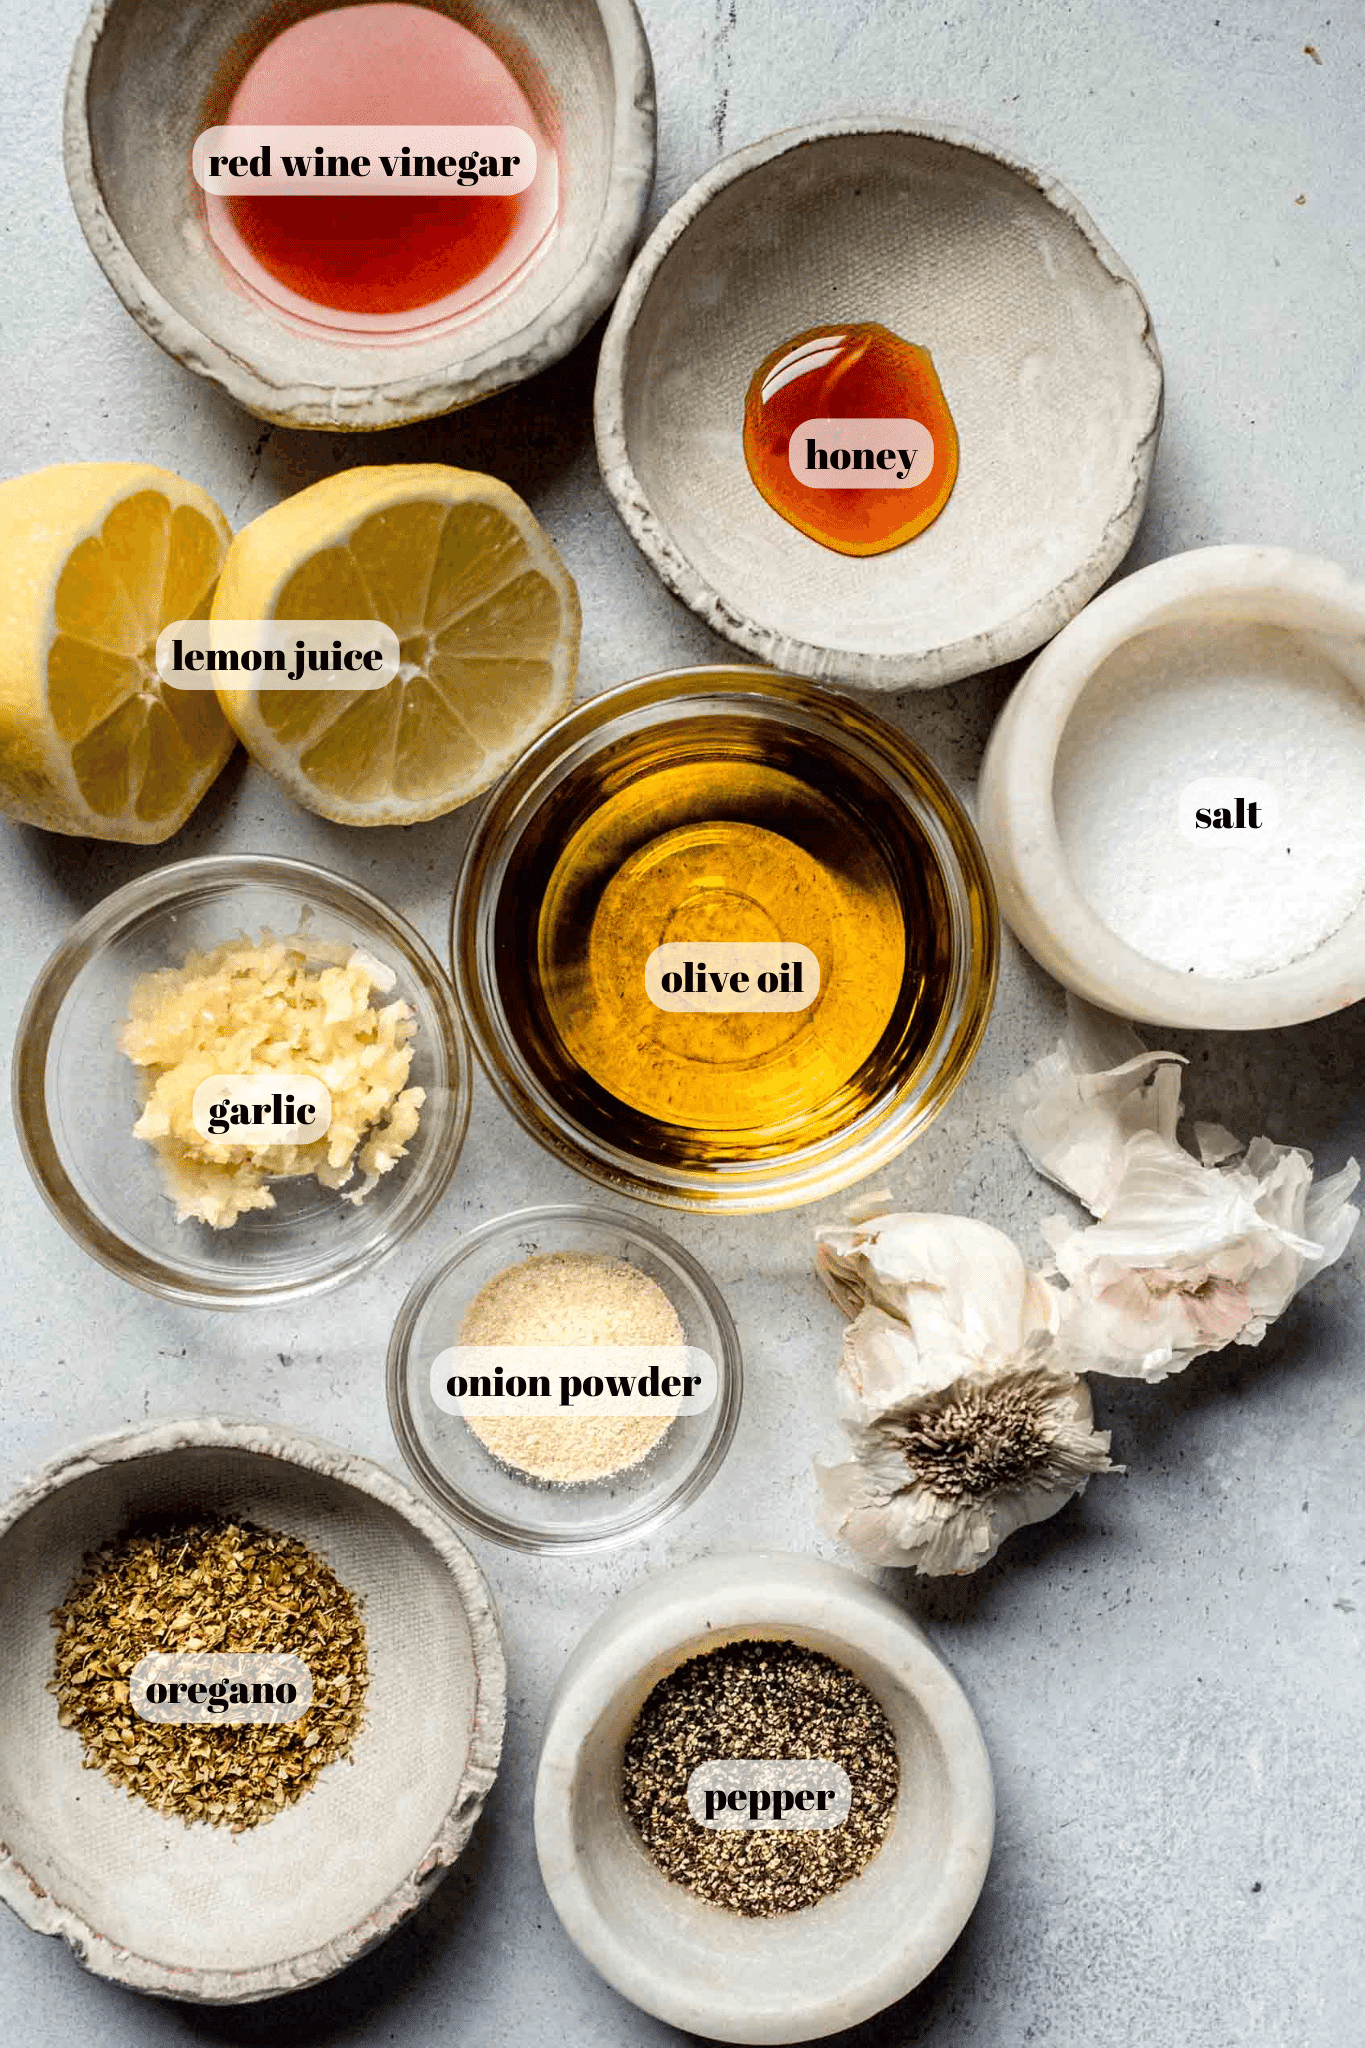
(742, 322, 959, 555)
(485, 704, 963, 1166)
(206, 2, 558, 332)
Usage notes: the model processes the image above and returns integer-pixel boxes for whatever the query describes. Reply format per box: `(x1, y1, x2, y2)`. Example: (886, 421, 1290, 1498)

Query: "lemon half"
(213, 465, 580, 825)
(0, 464, 234, 841)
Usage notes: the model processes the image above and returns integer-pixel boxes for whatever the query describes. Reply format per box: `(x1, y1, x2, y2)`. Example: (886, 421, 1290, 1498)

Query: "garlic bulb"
(816, 1212, 1061, 1374)
(1016, 999, 1360, 1382)
(814, 1215, 1114, 1575)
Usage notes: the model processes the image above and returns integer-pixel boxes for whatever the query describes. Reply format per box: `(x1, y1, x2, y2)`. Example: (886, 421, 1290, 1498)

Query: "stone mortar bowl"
(535, 1551, 994, 2044)
(65, 0, 656, 428)
(0, 1419, 505, 2001)
(596, 120, 1163, 690)
(978, 545, 1365, 1028)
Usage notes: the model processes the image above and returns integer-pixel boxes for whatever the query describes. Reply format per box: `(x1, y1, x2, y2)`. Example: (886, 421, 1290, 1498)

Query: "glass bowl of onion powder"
(387, 1205, 743, 1552)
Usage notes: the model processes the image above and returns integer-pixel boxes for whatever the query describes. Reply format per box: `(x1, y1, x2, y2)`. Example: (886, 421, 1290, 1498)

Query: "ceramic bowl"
(0, 1419, 505, 2002)
(65, 0, 655, 428)
(388, 1204, 743, 1553)
(14, 854, 470, 1309)
(596, 120, 1162, 690)
(535, 1552, 994, 2044)
(978, 546, 1365, 1028)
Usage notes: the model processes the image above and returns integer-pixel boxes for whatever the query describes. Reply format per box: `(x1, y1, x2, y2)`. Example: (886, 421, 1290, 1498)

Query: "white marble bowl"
(534, 1552, 994, 2043)
(64, 0, 655, 428)
(978, 546, 1365, 1028)
(595, 120, 1162, 690)
(0, 1420, 505, 2002)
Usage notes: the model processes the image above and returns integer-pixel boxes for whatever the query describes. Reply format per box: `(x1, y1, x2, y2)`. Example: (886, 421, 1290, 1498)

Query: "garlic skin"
(814, 1216, 1114, 1575)
(1014, 1001, 1183, 1217)
(1016, 999, 1360, 1382)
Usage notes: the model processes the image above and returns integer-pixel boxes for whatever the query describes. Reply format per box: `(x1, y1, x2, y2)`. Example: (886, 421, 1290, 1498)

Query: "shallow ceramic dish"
(14, 853, 470, 1309)
(65, 0, 655, 428)
(535, 1552, 994, 2044)
(978, 546, 1365, 1028)
(596, 120, 1162, 690)
(388, 1203, 743, 1552)
(0, 1419, 505, 2003)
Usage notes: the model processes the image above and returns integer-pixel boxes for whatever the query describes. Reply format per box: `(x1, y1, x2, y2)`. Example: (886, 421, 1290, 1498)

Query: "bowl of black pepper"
(534, 1550, 994, 2044)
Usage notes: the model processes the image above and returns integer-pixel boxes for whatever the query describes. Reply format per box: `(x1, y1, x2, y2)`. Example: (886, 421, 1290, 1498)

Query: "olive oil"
(551, 804, 903, 1129)
(492, 706, 960, 1167)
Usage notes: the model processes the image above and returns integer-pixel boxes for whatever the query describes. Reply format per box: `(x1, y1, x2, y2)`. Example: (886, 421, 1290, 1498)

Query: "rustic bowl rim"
(63, 0, 657, 429)
(594, 116, 1163, 690)
(0, 1416, 507, 2003)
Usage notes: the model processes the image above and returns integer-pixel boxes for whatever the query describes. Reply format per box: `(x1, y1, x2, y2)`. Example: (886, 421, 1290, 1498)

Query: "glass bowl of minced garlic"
(14, 854, 470, 1306)
(388, 1204, 744, 1551)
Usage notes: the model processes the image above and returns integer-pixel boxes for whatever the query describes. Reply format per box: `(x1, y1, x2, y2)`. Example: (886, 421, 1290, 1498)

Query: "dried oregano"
(50, 1517, 368, 1831)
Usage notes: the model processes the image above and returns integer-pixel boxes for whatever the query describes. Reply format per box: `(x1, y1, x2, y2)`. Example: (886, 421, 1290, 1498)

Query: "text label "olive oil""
(645, 943, 821, 1012)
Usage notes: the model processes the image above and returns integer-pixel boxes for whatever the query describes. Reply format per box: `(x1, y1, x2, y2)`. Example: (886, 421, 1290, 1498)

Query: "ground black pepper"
(622, 1638, 899, 1915)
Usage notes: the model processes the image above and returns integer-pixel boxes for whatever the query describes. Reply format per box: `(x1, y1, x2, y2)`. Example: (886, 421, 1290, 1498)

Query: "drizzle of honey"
(742, 322, 959, 556)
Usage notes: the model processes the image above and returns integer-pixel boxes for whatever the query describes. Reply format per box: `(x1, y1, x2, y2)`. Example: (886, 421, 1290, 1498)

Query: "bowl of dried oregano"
(0, 1417, 505, 2001)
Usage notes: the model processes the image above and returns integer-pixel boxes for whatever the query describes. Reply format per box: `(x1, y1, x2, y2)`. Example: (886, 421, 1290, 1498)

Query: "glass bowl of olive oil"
(451, 668, 998, 1211)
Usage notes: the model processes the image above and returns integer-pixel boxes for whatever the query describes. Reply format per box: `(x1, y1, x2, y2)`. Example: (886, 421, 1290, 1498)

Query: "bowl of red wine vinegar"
(66, 0, 656, 426)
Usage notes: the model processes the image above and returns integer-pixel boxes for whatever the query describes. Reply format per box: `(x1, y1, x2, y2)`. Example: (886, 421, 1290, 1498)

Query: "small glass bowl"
(14, 855, 469, 1309)
(451, 667, 999, 1211)
(386, 1205, 743, 1553)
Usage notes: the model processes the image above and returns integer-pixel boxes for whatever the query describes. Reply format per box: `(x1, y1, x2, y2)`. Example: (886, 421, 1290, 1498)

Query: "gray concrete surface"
(3, 2, 1362, 2043)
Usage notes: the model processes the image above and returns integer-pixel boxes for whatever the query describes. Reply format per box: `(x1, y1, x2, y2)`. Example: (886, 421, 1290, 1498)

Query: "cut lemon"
(0, 464, 234, 842)
(213, 465, 580, 825)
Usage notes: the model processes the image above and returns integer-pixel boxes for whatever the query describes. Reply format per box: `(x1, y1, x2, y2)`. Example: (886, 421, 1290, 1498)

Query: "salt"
(1053, 620, 1365, 979)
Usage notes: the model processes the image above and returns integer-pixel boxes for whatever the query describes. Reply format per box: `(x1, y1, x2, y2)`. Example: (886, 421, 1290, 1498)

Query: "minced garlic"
(121, 932, 424, 1228)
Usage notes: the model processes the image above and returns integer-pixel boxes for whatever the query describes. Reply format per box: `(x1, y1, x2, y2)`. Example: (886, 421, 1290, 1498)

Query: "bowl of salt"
(978, 545, 1365, 1029)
